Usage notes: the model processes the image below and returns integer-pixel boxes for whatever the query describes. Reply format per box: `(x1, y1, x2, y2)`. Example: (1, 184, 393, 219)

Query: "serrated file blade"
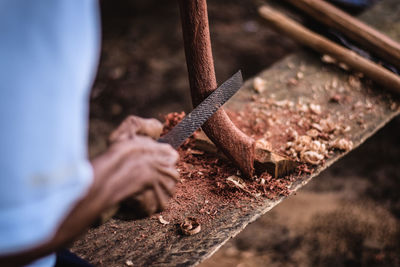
(158, 70, 243, 149)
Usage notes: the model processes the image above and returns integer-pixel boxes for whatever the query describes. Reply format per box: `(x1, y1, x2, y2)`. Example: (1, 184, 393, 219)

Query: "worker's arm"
(0, 117, 179, 267)
(0, 2, 178, 266)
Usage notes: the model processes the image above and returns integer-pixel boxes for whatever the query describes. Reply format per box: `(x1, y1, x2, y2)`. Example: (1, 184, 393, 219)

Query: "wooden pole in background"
(283, 0, 400, 70)
(259, 5, 400, 95)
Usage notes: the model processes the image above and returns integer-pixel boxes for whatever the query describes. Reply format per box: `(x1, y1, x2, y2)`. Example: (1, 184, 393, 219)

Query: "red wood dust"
(159, 112, 304, 225)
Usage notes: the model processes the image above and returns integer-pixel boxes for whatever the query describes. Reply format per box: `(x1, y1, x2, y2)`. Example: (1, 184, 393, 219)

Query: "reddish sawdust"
(158, 112, 305, 225)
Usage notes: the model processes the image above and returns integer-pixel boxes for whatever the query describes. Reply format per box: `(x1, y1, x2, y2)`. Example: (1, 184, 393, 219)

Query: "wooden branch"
(283, 0, 400, 70)
(258, 5, 400, 95)
(178, 0, 255, 177)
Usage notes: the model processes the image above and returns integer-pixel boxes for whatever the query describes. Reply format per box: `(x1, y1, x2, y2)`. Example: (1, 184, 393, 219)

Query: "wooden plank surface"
(71, 1, 400, 266)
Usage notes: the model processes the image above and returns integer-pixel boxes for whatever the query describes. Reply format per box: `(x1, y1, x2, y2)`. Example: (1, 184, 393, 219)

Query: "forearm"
(0, 160, 112, 267)
(0, 131, 178, 266)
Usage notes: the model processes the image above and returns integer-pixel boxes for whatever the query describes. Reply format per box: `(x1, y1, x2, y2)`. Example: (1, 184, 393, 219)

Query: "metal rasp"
(158, 70, 243, 149)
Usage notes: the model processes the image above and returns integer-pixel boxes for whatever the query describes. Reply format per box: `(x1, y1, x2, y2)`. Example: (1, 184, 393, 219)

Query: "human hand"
(109, 115, 163, 143)
(93, 116, 179, 219)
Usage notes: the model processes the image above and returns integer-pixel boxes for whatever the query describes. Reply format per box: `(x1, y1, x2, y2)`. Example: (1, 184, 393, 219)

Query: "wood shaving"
(180, 217, 201, 236)
(343, 125, 351, 133)
(339, 62, 350, 71)
(321, 54, 336, 64)
(286, 134, 328, 164)
(255, 139, 272, 151)
(330, 138, 353, 151)
(319, 118, 336, 133)
(353, 100, 363, 109)
(321, 55, 349, 70)
(297, 103, 309, 113)
(309, 140, 327, 156)
(300, 150, 324, 165)
(306, 129, 319, 138)
(158, 215, 170, 225)
(311, 123, 323, 132)
(348, 75, 361, 89)
(331, 79, 338, 89)
(226, 176, 261, 197)
(287, 128, 298, 141)
(309, 103, 322, 115)
(226, 175, 247, 190)
(297, 72, 304, 79)
(188, 148, 204, 155)
(274, 99, 294, 108)
(290, 135, 312, 153)
(253, 77, 267, 93)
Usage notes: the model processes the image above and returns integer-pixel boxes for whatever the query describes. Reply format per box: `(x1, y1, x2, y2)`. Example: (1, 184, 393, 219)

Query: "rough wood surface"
(71, 1, 400, 266)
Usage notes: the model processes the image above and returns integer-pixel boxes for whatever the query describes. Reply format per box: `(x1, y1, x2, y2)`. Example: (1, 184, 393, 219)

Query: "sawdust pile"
(229, 100, 353, 166)
(159, 70, 390, 223)
(227, 75, 380, 166)
(159, 112, 297, 224)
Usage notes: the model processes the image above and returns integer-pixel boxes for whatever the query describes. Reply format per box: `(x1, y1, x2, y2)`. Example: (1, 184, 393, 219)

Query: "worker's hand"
(93, 115, 178, 218)
(93, 135, 179, 215)
(109, 115, 163, 143)
(0, 128, 178, 266)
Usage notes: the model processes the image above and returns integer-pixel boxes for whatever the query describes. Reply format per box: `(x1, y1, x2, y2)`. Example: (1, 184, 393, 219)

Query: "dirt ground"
(82, 0, 400, 266)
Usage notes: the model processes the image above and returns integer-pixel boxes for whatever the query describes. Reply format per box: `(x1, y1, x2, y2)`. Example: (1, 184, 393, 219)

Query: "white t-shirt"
(0, 1, 100, 266)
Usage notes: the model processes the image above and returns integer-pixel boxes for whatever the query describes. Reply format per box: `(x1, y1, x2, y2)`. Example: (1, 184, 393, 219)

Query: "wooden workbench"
(71, 1, 400, 266)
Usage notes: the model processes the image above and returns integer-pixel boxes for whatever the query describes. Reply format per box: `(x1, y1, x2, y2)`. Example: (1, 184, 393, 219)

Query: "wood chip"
(180, 217, 201, 236)
(226, 175, 247, 190)
(306, 129, 319, 138)
(253, 77, 267, 93)
(158, 215, 170, 225)
(309, 103, 322, 115)
(348, 75, 361, 89)
(339, 62, 350, 71)
(319, 118, 336, 132)
(311, 123, 323, 132)
(296, 72, 304, 79)
(321, 54, 336, 64)
(300, 150, 324, 165)
(330, 138, 353, 151)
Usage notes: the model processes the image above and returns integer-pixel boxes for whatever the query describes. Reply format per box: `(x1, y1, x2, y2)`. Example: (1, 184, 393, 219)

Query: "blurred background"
(88, 0, 400, 266)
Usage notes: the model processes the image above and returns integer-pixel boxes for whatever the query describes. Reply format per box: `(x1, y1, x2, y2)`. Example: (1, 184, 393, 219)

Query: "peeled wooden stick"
(258, 5, 400, 95)
(283, 0, 400, 70)
(178, 0, 255, 177)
